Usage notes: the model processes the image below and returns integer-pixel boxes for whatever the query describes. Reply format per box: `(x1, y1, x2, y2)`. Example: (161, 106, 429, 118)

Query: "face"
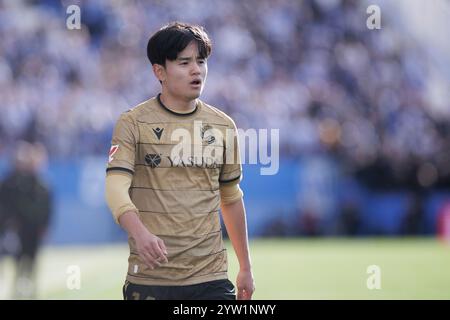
(154, 41, 208, 102)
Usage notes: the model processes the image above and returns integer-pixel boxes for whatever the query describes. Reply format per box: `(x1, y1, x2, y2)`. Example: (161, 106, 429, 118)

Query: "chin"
(187, 92, 202, 100)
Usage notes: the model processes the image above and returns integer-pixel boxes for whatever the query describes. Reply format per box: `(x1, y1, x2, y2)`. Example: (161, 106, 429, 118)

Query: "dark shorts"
(123, 279, 236, 300)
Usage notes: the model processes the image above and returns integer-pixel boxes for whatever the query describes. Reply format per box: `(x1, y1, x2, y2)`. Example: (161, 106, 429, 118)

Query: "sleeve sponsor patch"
(109, 145, 119, 163)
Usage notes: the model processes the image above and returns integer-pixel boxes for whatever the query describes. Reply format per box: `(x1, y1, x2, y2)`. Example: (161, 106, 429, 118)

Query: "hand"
(119, 211, 169, 270)
(236, 269, 255, 300)
(134, 229, 168, 270)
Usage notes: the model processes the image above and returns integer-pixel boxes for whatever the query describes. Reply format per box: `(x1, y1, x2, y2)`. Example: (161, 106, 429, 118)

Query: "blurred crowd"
(0, 0, 449, 189)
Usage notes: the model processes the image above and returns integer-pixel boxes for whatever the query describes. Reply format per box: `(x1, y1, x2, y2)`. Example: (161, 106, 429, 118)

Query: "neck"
(159, 91, 197, 113)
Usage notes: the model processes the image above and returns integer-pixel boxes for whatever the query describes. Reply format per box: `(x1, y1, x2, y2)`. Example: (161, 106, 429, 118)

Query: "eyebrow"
(177, 56, 205, 61)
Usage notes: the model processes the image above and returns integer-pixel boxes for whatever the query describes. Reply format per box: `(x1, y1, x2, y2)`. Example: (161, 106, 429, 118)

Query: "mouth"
(190, 79, 202, 87)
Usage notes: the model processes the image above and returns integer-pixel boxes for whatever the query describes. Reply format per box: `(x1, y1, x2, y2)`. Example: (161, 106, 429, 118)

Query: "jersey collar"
(157, 93, 199, 116)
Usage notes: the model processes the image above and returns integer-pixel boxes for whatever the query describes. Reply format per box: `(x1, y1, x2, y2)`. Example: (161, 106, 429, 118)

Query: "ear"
(152, 64, 166, 83)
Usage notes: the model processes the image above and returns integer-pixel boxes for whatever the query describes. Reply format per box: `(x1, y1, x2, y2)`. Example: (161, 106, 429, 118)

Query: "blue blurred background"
(1, 0, 450, 245)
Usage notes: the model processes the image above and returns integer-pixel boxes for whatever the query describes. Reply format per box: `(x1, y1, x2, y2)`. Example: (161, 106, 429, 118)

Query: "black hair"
(147, 22, 212, 66)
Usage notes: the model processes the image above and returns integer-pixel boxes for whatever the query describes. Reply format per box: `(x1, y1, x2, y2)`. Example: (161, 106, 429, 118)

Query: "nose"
(191, 62, 201, 75)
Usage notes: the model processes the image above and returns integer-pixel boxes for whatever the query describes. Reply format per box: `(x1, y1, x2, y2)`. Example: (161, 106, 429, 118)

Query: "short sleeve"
(106, 113, 137, 175)
(219, 119, 242, 185)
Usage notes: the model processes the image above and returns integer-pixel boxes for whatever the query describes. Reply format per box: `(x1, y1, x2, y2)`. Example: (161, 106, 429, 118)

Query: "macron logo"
(153, 127, 164, 140)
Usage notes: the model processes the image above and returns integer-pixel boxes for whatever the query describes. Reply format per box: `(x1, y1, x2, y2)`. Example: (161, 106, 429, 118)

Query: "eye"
(198, 60, 205, 64)
(181, 62, 188, 65)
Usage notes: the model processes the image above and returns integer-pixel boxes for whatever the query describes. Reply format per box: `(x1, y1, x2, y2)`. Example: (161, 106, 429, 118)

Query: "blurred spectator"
(401, 191, 425, 235)
(338, 199, 361, 236)
(0, 141, 52, 299)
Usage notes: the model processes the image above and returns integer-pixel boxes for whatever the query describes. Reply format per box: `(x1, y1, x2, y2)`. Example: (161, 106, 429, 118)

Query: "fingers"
(237, 289, 249, 300)
(152, 241, 168, 263)
(158, 238, 168, 256)
(237, 289, 243, 300)
(141, 251, 161, 270)
(237, 286, 254, 300)
(139, 237, 169, 270)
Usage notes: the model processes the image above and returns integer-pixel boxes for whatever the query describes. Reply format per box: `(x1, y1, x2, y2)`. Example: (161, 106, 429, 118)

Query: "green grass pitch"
(1, 238, 449, 299)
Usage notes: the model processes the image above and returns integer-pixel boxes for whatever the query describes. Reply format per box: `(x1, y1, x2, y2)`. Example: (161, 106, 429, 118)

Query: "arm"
(105, 172, 168, 268)
(220, 189, 255, 300)
(118, 211, 168, 268)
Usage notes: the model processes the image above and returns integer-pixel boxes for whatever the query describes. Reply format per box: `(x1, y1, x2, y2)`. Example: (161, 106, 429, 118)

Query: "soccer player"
(105, 22, 255, 300)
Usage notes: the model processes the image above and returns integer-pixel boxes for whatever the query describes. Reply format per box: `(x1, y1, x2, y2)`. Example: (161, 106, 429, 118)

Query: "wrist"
(130, 223, 148, 240)
(239, 265, 252, 272)
(120, 211, 147, 238)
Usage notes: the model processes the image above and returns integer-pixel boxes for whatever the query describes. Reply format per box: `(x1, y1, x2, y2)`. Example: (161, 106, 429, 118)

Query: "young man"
(105, 22, 255, 300)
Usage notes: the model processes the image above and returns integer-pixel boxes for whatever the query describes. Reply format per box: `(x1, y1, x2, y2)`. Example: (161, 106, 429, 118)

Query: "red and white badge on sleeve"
(108, 145, 119, 163)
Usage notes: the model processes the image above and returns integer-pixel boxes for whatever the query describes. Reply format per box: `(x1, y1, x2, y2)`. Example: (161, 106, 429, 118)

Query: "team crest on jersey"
(200, 124, 216, 144)
(109, 145, 119, 163)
